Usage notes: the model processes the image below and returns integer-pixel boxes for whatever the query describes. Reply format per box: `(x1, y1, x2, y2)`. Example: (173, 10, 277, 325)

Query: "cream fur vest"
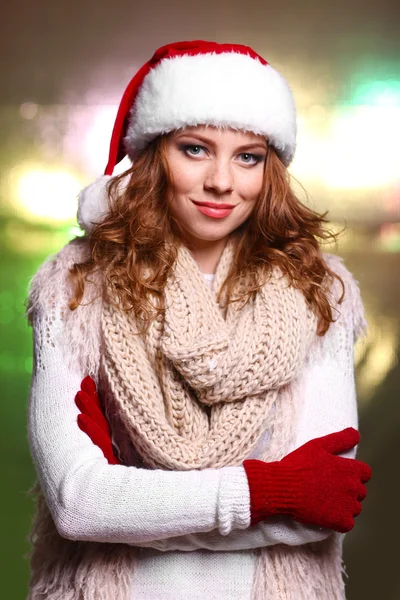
(26, 237, 367, 600)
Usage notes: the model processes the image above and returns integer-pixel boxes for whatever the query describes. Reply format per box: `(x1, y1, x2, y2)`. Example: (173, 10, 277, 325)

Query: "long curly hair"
(69, 132, 345, 336)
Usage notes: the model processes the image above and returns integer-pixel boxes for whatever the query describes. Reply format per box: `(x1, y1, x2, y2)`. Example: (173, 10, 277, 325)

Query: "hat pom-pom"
(77, 175, 112, 234)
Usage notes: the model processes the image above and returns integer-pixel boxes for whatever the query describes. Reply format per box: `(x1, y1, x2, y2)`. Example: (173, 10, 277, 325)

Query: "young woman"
(26, 40, 372, 600)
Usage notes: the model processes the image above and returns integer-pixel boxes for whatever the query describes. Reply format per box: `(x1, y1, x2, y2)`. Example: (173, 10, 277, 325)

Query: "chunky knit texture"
(77, 384, 371, 533)
(100, 235, 318, 472)
(26, 237, 368, 600)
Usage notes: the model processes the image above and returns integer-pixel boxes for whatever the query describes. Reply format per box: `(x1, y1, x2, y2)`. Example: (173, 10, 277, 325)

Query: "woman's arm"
(134, 254, 366, 551)
(28, 306, 251, 544)
(28, 251, 365, 549)
(28, 303, 333, 550)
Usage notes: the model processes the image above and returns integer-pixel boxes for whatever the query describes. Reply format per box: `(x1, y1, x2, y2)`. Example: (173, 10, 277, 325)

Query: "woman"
(26, 40, 372, 600)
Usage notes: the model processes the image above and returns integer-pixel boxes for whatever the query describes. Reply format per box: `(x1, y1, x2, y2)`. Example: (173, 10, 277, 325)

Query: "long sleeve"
(27, 246, 365, 550)
(27, 303, 330, 550)
(28, 305, 250, 544)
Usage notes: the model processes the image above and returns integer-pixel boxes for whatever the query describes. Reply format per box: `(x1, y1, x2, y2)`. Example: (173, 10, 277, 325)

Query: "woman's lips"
(191, 200, 235, 219)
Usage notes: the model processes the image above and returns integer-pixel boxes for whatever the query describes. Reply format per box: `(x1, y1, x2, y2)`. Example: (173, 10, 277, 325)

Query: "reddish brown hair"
(69, 134, 345, 336)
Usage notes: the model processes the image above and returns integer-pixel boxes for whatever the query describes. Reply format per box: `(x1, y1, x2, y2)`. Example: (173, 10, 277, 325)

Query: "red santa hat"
(78, 40, 297, 232)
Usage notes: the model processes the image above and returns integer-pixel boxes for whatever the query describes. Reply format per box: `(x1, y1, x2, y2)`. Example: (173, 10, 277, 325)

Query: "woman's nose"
(203, 160, 234, 195)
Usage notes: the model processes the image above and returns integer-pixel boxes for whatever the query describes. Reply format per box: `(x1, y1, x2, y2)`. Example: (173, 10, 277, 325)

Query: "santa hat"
(78, 40, 297, 233)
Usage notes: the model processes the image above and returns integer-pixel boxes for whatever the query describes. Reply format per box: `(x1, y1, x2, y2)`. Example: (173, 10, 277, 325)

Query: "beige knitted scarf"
(27, 236, 347, 600)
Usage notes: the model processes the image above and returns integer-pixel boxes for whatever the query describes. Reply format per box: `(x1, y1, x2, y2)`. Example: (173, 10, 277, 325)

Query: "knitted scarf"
(27, 236, 348, 600)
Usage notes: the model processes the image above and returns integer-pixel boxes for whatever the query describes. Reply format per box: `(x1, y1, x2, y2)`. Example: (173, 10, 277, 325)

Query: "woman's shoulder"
(30, 236, 90, 284)
(27, 236, 102, 376)
(27, 237, 94, 320)
(321, 251, 368, 344)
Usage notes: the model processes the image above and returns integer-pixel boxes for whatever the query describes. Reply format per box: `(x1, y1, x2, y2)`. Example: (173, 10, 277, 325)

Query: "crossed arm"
(28, 298, 358, 551)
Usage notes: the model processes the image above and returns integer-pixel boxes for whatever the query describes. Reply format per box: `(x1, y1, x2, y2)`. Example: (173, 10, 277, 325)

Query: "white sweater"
(28, 270, 361, 600)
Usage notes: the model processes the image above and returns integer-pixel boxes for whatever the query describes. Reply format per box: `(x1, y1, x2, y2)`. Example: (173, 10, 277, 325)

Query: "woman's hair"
(69, 133, 345, 336)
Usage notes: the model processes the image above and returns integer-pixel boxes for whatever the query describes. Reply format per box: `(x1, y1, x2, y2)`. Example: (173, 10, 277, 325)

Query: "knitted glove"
(243, 427, 372, 533)
(75, 376, 120, 465)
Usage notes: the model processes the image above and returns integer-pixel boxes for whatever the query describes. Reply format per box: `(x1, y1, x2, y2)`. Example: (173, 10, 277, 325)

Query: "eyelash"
(180, 144, 265, 165)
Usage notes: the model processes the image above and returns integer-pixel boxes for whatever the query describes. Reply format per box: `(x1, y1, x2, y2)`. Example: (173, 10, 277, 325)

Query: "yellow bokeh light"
(291, 106, 400, 191)
(16, 168, 82, 223)
(356, 314, 398, 406)
(320, 106, 400, 190)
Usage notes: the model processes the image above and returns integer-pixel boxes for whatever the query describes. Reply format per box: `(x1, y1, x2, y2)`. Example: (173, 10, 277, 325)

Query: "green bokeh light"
(352, 80, 400, 107)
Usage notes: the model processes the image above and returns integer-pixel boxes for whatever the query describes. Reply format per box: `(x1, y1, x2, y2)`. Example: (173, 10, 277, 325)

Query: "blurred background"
(1, 1, 399, 598)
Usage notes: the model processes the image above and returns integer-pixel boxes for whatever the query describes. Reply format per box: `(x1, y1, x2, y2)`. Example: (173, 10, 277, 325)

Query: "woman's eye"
(182, 144, 206, 157)
(180, 145, 264, 165)
(239, 153, 263, 165)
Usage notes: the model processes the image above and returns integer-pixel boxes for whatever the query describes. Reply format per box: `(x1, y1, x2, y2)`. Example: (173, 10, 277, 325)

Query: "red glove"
(75, 376, 120, 465)
(243, 427, 372, 533)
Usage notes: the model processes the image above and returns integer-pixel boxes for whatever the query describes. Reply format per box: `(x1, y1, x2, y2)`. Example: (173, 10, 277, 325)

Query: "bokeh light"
(356, 314, 399, 405)
(61, 104, 130, 176)
(379, 222, 400, 252)
(14, 167, 82, 223)
(320, 107, 400, 190)
(292, 105, 400, 192)
(351, 80, 400, 108)
(20, 102, 39, 120)
(81, 105, 117, 174)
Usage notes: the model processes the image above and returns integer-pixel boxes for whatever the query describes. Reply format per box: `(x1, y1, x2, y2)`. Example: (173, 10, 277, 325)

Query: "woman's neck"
(186, 237, 228, 274)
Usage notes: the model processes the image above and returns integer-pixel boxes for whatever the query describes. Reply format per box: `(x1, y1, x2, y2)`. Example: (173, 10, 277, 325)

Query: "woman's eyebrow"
(174, 133, 267, 151)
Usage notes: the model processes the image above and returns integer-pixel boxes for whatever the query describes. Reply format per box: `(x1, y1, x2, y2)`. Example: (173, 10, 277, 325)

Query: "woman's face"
(164, 125, 267, 258)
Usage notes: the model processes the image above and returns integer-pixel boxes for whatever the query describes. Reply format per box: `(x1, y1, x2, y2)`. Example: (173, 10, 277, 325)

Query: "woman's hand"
(243, 427, 372, 533)
(75, 377, 120, 465)
(74, 380, 372, 533)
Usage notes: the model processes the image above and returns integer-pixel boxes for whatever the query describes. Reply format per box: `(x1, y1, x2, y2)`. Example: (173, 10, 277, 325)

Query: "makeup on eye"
(178, 143, 266, 165)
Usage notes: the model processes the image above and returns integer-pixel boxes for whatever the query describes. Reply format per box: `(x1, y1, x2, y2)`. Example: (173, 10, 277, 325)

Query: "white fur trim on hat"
(77, 175, 112, 233)
(124, 52, 297, 165)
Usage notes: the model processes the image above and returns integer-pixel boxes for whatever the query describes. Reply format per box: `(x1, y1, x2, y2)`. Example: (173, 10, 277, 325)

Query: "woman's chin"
(183, 226, 234, 245)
